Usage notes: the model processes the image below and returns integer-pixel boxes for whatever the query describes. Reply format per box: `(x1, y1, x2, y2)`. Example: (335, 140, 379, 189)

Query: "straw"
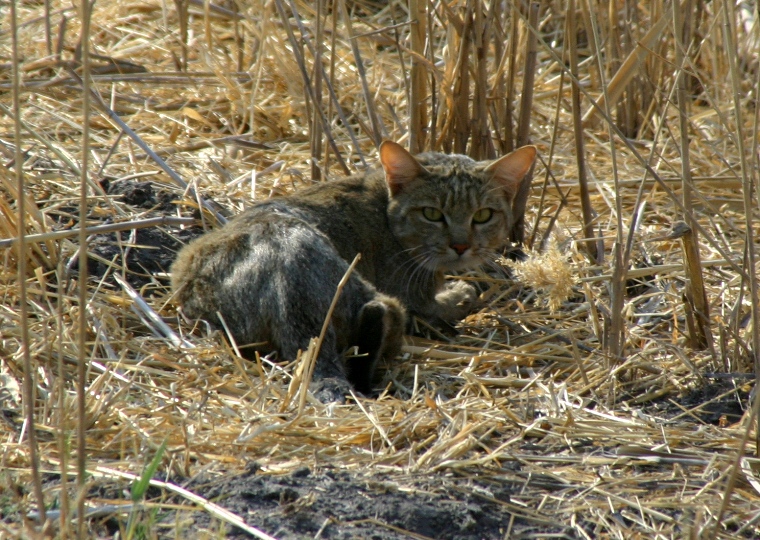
(2, 0, 759, 537)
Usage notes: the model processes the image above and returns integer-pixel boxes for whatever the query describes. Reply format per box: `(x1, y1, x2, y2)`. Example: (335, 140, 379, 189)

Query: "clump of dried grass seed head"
(500, 243, 575, 312)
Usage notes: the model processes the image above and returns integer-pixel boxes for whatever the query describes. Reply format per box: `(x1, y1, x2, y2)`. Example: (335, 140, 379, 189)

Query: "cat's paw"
(434, 280, 478, 322)
(310, 377, 352, 403)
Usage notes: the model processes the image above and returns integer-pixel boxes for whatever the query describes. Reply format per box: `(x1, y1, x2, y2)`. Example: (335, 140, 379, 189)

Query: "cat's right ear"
(380, 141, 426, 196)
(485, 145, 537, 200)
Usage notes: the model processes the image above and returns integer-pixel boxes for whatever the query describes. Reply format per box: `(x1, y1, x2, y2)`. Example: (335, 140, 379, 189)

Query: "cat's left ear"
(485, 145, 537, 199)
(380, 141, 427, 196)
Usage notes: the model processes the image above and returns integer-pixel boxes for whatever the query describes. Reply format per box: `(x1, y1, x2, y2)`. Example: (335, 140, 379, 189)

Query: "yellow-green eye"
(422, 207, 444, 222)
(472, 208, 493, 224)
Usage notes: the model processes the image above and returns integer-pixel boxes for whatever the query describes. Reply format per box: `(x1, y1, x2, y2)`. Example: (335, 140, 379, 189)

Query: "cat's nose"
(450, 243, 470, 256)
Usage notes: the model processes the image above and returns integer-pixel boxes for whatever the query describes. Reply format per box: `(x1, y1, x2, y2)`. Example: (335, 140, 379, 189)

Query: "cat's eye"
(422, 207, 444, 222)
(472, 208, 493, 224)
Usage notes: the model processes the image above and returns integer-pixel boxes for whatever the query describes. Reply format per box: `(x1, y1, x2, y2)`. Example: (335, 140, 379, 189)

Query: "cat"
(171, 141, 536, 402)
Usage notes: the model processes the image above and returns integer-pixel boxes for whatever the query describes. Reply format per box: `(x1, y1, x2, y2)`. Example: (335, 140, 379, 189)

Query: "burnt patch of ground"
(65, 179, 204, 289)
(638, 378, 750, 426)
(175, 466, 573, 539)
(102, 178, 178, 212)
(86, 224, 200, 289)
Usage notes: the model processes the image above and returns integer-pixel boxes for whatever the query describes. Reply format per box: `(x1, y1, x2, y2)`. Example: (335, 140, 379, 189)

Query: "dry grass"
(2, 0, 760, 538)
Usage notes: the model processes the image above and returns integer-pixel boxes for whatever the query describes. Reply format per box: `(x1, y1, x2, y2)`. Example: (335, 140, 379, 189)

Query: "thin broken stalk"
(581, 11, 672, 127)
(11, 0, 46, 527)
(721, 0, 760, 452)
(340, 0, 386, 146)
(470, 0, 490, 160)
(66, 70, 228, 225)
(408, 0, 428, 153)
(274, 0, 350, 174)
(567, 0, 597, 260)
(0, 216, 196, 249)
(311, 0, 323, 181)
(585, 0, 626, 366)
(298, 253, 362, 413)
(673, 2, 713, 353)
(77, 0, 92, 533)
(509, 0, 538, 244)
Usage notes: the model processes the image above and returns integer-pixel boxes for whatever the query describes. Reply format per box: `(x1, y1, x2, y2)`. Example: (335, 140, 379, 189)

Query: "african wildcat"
(171, 141, 536, 402)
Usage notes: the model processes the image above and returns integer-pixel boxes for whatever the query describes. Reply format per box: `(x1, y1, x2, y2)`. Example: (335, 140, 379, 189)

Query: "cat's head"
(380, 141, 536, 272)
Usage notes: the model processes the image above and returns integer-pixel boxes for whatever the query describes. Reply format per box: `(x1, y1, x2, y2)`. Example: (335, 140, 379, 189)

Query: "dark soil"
(174, 465, 573, 539)
(639, 377, 750, 426)
(65, 179, 204, 289)
(86, 224, 199, 288)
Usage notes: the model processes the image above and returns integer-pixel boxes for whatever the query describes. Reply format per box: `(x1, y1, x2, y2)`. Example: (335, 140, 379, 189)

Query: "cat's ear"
(485, 145, 537, 199)
(380, 141, 427, 195)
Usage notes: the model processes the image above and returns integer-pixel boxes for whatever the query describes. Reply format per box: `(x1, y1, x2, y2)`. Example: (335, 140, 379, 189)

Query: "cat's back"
(171, 208, 326, 312)
(247, 170, 393, 278)
(230, 169, 387, 226)
(285, 169, 388, 223)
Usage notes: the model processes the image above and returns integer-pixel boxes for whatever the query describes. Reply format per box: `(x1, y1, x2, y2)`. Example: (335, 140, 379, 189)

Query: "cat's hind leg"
(346, 294, 406, 395)
(307, 340, 355, 404)
(273, 292, 355, 404)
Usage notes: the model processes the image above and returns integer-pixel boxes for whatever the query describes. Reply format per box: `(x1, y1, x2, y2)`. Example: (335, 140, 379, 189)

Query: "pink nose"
(451, 243, 470, 255)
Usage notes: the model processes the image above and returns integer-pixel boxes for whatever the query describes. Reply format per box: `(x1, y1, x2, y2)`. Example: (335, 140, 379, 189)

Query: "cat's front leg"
(433, 280, 478, 322)
(310, 376, 353, 404)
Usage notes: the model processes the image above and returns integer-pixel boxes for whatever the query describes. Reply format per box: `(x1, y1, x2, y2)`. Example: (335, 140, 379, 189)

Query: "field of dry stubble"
(3, 0, 760, 538)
